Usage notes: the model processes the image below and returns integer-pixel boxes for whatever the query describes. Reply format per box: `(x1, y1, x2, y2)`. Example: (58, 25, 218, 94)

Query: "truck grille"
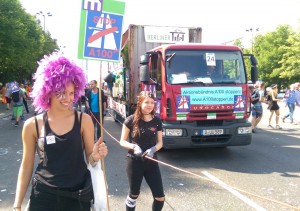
(191, 134, 231, 144)
(196, 120, 223, 127)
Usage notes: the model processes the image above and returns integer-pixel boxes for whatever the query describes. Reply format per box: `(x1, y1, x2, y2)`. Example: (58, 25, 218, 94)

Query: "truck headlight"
(164, 129, 183, 136)
(237, 127, 252, 134)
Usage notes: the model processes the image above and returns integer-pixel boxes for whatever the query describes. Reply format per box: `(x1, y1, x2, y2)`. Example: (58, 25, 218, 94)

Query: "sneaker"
(252, 129, 256, 133)
(14, 122, 19, 127)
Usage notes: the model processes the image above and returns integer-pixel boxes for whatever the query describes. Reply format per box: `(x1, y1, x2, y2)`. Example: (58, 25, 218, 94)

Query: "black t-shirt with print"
(124, 114, 162, 152)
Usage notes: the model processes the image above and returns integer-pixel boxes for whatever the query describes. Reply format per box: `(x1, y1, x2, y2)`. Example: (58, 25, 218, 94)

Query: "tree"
(273, 31, 300, 88)
(0, 0, 58, 83)
(253, 25, 294, 89)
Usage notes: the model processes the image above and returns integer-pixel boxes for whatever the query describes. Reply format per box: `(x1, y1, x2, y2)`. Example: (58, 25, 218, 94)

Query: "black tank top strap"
(34, 116, 39, 139)
(74, 111, 81, 139)
(79, 111, 83, 130)
(43, 112, 48, 134)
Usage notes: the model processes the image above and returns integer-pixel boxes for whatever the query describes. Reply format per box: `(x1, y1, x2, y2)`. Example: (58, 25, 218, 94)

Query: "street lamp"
(59, 45, 66, 54)
(36, 11, 52, 31)
(245, 28, 259, 53)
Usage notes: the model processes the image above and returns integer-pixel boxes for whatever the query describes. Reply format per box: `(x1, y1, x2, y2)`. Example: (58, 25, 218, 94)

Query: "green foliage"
(121, 44, 129, 69)
(251, 25, 299, 89)
(0, 0, 58, 83)
(273, 31, 300, 87)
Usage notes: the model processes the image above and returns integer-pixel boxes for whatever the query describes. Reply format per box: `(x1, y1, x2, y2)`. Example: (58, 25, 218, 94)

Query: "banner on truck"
(144, 26, 190, 43)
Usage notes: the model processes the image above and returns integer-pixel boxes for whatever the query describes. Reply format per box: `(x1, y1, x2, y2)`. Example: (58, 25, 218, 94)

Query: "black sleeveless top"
(35, 111, 88, 188)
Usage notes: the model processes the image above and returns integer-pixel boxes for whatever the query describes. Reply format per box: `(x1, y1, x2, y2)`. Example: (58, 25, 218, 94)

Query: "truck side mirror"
(140, 54, 149, 65)
(251, 66, 258, 83)
(139, 65, 150, 82)
(250, 55, 258, 66)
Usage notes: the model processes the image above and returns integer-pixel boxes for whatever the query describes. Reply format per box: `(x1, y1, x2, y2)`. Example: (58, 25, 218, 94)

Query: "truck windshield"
(165, 50, 246, 85)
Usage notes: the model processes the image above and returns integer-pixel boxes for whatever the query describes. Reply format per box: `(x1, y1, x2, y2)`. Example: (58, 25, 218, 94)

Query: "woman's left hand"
(92, 137, 108, 161)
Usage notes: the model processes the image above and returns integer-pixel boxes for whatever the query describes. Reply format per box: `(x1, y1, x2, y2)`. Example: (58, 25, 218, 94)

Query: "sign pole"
(98, 61, 110, 210)
(78, 1, 126, 209)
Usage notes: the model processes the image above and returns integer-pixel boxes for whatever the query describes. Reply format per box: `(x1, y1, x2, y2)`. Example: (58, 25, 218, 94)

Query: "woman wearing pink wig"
(13, 53, 108, 211)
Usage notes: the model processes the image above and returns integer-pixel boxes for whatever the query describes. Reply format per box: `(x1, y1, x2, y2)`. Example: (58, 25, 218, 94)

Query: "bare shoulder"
(23, 113, 44, 134)
(79, 112, 92, 122)
(78, 112, 93, 129)
(23, 115, 37, 129)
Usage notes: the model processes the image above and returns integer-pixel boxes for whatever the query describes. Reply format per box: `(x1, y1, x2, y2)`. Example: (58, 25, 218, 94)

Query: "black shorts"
(28, 179, 91, 211)
(126, 156, 164, 197)
(6, 96, 11, 104)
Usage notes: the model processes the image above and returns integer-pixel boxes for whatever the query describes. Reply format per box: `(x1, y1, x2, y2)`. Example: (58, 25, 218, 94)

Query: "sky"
(19, 0, 300, 79)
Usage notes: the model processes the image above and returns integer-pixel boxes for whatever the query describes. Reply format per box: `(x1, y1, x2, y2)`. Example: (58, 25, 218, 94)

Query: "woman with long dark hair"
(120, 91, 165, 211)
(266, 84, 282, 129)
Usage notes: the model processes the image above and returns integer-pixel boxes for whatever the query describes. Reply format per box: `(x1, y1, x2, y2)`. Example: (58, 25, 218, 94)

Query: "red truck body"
(107, 25, 256, 149)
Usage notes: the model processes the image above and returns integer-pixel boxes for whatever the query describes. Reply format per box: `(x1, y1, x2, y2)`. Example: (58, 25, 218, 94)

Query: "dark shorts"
(6, 96, 11, 104)
(252, 104, 263, 117)
(28, 179, 91, 211)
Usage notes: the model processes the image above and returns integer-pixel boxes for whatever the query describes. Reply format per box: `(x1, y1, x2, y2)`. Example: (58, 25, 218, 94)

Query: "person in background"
(1, 83, 7, 104)
(10, 83, 26, 127)
(282, 83, 298, 124)
(294, 82, 300, 123)
(5, 83, 11, 110)
(26, 84, 32, 97)
(294, 82, 300, 90)
(251, 81, 265, 133)
(249, 84, 256, 103)
(120, 91, 165, 211)
(20, 84, 29, 113)
(102, 82, 110, 116)
(81, 84, 90, 113)
(206, 65, 220, 78)
(103, 82, 110, 97)
(265, 84, 282, 129)
(85, 80, 107, 140)
(73, 97, 82, 112)
(13, 53, 108, 211)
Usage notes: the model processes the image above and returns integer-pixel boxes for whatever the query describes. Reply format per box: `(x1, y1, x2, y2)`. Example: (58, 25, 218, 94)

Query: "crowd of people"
(1, 82, 31, 126)
(250, 81, 300, 132)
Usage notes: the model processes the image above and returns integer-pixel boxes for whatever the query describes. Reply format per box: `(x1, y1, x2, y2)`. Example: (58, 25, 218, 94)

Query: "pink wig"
(30, 53, 86, 112)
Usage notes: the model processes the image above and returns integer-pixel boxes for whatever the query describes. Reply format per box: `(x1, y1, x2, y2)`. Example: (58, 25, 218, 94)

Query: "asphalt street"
(0, 100, 299, 210)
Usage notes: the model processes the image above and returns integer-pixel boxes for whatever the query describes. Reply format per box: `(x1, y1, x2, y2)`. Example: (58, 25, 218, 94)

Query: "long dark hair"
(132, 91, 155, 138)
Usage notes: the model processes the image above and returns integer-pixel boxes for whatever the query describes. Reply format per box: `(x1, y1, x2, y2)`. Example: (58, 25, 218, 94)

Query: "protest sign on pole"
(78, 0, 126, 62)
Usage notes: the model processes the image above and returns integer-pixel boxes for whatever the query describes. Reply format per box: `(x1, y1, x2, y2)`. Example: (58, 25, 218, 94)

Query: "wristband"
(89, 153, 97, 167)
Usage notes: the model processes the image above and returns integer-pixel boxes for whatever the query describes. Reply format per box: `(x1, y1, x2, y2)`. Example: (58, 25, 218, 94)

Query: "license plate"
(201, 129, 224, 136)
